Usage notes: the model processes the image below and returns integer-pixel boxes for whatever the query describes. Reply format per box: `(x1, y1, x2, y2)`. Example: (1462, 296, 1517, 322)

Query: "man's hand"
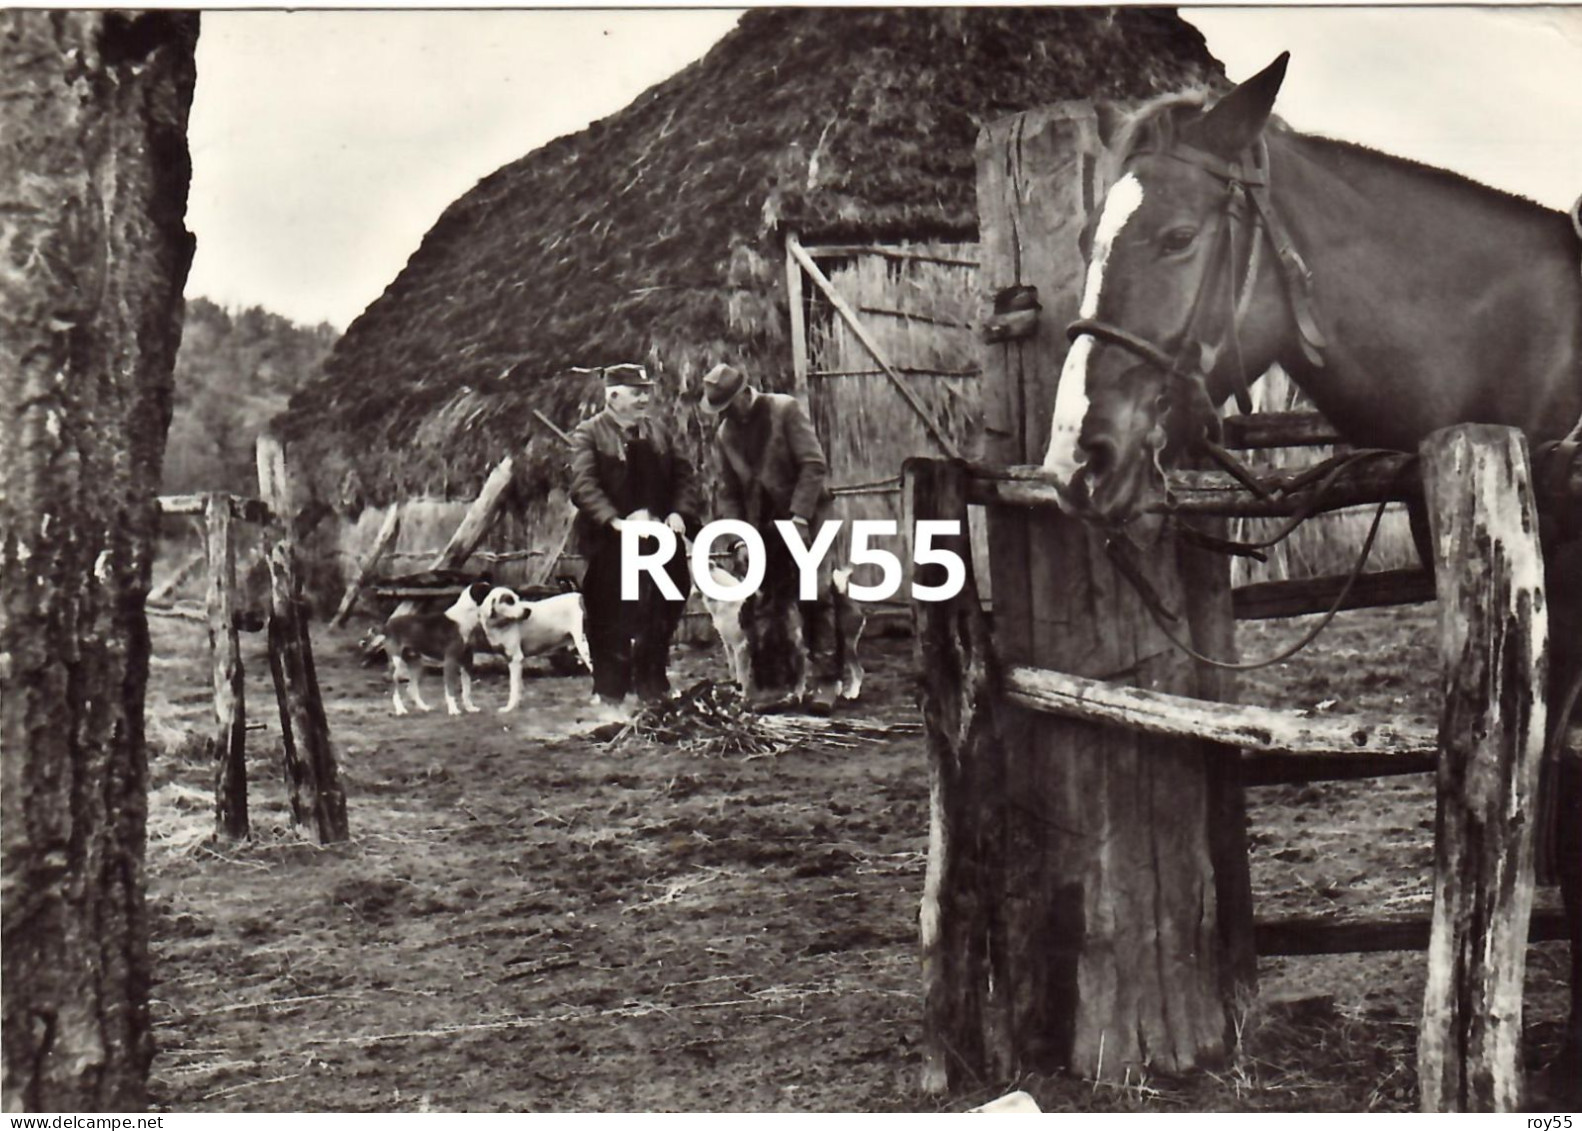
(609, 517, 627, 535)
(664, 512, 687, 535)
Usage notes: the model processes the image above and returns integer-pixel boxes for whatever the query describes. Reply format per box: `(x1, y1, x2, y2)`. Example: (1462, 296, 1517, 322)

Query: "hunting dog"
(702, 565, 865, 705)
(380, 579, 494, 716)
(474, 585, 594, 713)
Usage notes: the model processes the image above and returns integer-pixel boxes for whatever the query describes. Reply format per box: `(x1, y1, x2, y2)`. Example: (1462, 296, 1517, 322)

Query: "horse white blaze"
(1043, 172, 1146, 481)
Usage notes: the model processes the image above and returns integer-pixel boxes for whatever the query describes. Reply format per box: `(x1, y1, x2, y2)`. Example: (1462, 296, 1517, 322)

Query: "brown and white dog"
(475, 585, 593, 713)
(701, 565, 865, 703)
(380, 579, 494, 716)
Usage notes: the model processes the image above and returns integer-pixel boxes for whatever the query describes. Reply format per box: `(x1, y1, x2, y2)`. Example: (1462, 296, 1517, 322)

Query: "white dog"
(476, 586, 593, 713)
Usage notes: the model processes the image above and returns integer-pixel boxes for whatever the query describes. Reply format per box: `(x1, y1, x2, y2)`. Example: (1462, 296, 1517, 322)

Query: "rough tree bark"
(1, 11, 198, 1112)
(970, 104, 1240, 1084)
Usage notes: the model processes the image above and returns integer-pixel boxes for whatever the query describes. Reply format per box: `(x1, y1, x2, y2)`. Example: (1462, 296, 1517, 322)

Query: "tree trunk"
(1417, 425, 1548, 1112)
(0, 11, 197, 1111)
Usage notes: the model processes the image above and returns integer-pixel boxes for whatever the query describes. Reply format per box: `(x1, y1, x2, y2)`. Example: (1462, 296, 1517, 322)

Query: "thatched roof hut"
(278, 7, 1224, 513)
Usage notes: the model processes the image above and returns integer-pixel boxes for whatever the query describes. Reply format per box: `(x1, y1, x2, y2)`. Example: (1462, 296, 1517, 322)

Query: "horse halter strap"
(1067, 139, 1328, 419)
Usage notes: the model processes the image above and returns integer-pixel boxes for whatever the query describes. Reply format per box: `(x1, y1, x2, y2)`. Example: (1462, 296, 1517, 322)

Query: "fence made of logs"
(150, 433, 346, 845)
(908, 420, 1564, 1112)
(906, 101, 1569, 1114)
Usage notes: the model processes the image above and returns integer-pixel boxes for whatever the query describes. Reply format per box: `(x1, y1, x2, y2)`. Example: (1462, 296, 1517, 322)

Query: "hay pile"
(588, 678, 920, 759)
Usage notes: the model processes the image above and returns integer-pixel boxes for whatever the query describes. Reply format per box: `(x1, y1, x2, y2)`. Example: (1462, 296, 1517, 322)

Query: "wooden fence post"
(257, 433, 348, 843)
(329, 503, 400, 627)
(908, 458, 1007, 1094)
(972, 103, 1238, 1082)
(1418, 424, 1548, 1112)
(205, 493, 248, 840)
(386, 455, 516, 621)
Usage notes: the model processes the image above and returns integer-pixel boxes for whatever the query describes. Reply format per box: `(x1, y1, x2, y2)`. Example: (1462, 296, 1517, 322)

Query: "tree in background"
(162, 298, 339, 495)
(1, 10, 198, 1111)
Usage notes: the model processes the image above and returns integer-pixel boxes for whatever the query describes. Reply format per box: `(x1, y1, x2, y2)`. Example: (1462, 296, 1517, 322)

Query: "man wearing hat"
(569, 363, 700, 712)
(701, 363, 842, 715)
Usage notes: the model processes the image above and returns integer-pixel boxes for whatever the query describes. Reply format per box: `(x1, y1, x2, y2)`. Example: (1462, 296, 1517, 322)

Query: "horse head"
(1045, 53, 1301, 525)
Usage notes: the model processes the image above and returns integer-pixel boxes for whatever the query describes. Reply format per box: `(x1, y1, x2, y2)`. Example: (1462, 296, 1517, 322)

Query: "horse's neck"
(1263, 132, 1582, 446)
(1275, 132, 1574, 287)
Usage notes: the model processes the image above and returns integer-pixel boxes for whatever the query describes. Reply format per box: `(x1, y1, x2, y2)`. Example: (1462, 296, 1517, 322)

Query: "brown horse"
(1043, 53, 1582, 1076)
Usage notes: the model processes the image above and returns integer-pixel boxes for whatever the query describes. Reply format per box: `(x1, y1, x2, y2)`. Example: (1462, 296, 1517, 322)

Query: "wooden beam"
(908, 458, 1002, 1097)
(149, 548, 205, 603)
(798, 243, 979, 268)
(329, 504, 400, 628)
(1242, 749, 1435, 785)
(1233, 568, 1435, 620)
(974, 105, 1236, 1085)
(370, 585, 467, 600)
(856, 305, 972, 330)
(786, 234, 961, 461)
(532, 409, 572, 445)
(256, 433, 348, 844)
(1417, 424, 1547, 1114)
(145, 603, 205, 622)
(158, 493, 269, 521)
(1255, 908, 1569, 956)
(963, 456, 1423, 517)
(205, 492, 248, 841)
(1221, 411, 1340, 450)
(388, 455, 516, 621)
(785, 233, 809, 406)
(810, 366, 982, 379)
(1003, 665, 1437, 760)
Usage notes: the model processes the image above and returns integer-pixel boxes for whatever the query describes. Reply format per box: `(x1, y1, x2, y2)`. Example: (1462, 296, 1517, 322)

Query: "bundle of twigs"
(589, 679, 778, 758)
(590, 679, 921, 759)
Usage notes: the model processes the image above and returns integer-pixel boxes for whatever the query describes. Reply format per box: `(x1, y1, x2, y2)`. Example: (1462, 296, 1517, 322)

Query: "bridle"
(1067, 138, 1328, 430)
(1063, 137, 1396, 673)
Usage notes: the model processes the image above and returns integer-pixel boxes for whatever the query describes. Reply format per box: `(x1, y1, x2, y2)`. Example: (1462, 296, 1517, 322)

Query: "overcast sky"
(183, 6, 1582, 330)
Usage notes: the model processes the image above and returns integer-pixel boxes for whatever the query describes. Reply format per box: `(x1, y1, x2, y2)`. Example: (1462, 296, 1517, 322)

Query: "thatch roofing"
(279, 7, 1224, 510)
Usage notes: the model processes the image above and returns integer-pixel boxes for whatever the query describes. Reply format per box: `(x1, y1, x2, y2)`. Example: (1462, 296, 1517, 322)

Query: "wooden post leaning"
(329, 503, 401, 628)
(205, 492, 248, 840)
(256, 432, 348, 843)
(1417, 424, 1549, 1113)
(386, 454, 516, 622)
(906, 458, 1007, 1094)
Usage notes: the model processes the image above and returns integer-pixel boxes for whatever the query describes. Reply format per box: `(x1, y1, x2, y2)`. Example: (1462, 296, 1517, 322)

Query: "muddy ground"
(141, 603, 1574, 1112)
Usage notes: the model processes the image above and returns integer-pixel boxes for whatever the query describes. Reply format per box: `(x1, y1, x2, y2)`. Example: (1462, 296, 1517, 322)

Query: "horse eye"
(1160, 227, 1197, 254)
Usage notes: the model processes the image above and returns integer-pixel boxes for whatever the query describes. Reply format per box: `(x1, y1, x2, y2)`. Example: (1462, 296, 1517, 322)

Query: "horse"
(1041, 52, 1582, 1080)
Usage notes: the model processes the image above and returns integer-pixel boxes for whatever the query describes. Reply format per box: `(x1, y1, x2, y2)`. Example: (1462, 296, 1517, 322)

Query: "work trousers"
(747, 533, 841, 695)
(581, 530, 690, 704)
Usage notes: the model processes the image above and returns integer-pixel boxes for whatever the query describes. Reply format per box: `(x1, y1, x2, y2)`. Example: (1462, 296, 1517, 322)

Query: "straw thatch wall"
(278, 8, 1224, 519)
(803, 241, 990, 598)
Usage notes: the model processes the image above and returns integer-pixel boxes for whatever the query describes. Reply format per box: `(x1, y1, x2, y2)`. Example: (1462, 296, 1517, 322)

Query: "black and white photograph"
(2, 3, 1581, 1115)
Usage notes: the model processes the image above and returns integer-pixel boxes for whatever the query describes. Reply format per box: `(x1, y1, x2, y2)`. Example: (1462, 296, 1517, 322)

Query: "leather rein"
(1064, 139, 1401, 673)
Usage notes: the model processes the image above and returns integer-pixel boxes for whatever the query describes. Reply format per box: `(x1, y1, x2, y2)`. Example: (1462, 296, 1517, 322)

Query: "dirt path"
(142, 607, 1573, 1111)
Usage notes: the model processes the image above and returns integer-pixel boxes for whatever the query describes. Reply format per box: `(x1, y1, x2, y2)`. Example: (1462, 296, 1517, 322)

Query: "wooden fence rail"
(910, 422, 1553, 1113)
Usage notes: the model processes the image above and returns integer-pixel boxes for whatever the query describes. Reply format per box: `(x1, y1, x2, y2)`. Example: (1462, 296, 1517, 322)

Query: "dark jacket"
(568, 410, 701, 556)
(713, 392, 832, 529)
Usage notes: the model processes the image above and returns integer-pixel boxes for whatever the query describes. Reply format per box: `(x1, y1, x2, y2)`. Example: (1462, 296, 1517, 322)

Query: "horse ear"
(1188, 52, 1289, 159)
(1093, 100, 1126, 149)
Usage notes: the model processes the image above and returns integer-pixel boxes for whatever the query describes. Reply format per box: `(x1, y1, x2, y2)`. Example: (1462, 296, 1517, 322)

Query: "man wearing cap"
(569, 364, 700, 713)
(701, 363, 842, 715)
